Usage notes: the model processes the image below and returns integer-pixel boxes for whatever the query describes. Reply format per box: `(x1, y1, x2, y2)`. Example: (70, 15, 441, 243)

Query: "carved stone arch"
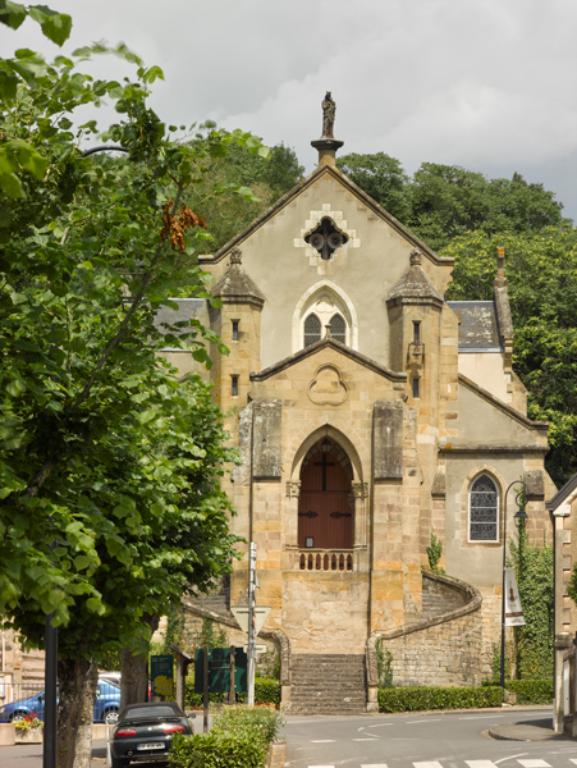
(290, 424, 363, 485)
(292, 280, 358, 353)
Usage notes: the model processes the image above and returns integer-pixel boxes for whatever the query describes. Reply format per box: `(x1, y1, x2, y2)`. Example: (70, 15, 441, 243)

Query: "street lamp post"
(500, 480, 527, 691)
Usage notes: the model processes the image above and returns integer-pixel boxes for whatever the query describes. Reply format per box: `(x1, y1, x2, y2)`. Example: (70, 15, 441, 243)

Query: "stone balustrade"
(291, 548, 356, 572)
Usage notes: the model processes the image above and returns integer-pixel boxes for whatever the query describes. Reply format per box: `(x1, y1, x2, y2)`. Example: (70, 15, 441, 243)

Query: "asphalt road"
(2, 708, 576, 768)
(284, 708, 577, 768)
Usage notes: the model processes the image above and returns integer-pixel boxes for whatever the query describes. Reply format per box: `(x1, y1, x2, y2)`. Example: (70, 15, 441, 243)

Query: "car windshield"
(123, 705, 179, 719)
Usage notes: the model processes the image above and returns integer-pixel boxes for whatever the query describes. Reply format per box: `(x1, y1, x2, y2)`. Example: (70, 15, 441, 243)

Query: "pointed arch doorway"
(298, 437, 354, 549)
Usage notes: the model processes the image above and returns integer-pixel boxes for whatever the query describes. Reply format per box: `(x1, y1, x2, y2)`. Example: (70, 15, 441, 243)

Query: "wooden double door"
(298, 439, 354, 549)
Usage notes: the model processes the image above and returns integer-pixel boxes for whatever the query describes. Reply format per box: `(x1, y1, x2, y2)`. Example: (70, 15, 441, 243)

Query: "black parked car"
(108, 701, 194, 768)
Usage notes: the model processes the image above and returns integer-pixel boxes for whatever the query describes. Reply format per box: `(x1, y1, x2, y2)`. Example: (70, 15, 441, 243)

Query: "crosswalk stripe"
(517, 762, 551, 768)
(570, 761, 577, 766)
(414, 762, 444, 768)
(466, 761, 499, 768)
(360, 764, 388, 768)
(310, 739, 335, 743)
(353, 737, 379, 741)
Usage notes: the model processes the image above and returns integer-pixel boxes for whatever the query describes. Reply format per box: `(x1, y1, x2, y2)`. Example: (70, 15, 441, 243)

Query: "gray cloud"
(2, 0, 577, 217)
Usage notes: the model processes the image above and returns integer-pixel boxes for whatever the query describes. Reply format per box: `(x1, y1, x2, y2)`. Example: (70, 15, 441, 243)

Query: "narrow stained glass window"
(304, 313, 322, 347)
(469, 474, 498, 541)
(330, 313, 346, 343)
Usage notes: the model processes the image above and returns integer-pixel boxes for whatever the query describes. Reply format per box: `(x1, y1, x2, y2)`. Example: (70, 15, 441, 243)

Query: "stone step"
(289, 653, 366, 715)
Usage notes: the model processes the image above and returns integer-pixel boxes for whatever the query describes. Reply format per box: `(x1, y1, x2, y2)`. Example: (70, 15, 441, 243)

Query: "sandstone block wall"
(382, 607, 483, 687)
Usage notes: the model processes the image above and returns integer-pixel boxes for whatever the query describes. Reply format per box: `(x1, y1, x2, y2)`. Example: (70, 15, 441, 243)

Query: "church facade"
(166, 108, 553, 711)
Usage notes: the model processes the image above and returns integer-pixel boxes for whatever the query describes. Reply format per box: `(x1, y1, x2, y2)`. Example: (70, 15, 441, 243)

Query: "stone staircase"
(421, 571, 467, 620)
(290, 654, 366, 714)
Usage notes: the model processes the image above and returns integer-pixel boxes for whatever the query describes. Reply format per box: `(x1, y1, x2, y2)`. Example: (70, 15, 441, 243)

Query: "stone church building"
(0, 102, 554, 714)
(162, 103, 555, 713)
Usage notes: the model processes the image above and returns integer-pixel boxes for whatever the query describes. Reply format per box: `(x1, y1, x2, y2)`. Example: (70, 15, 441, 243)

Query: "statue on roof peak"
(322, 91, 336, 138)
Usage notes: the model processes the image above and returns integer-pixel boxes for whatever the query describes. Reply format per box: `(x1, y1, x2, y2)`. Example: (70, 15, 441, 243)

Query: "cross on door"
(315, 451, 335, 491)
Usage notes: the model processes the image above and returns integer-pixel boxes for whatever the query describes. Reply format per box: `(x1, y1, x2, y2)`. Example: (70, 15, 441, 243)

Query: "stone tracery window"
(304, 313, 322, 347)
(469, 474, 499, 542)
(329, 312, 346, 343)
(304, 216, 349, 261)
(295, 283, 357, 352)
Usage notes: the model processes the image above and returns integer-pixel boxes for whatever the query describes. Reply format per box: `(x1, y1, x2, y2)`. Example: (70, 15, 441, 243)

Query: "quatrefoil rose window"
(304, 216, 349, 261)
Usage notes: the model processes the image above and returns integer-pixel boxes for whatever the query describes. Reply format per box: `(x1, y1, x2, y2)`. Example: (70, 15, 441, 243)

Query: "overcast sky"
(3, 0, 577, 219)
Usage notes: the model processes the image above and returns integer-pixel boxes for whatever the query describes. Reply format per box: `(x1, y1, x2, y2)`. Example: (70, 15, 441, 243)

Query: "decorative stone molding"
(285, 481, 301, 498)
(308, 365, 347, 406)
(351, 482, 368, 499)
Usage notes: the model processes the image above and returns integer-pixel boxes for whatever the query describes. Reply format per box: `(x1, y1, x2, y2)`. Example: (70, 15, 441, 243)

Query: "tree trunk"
(120, 615, 159, 708)
(57, 658, 98, 768)
(120, 648, 148, 708)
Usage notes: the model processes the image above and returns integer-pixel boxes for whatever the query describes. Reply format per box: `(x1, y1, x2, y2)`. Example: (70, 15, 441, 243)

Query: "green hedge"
(169, 706, 280, 768)
(506, 679, 553, 704)
(170, 731, 266, 768)
(185, 677, 280, 708)
(239, 678, 281, 707)
(378, 685, 503, 713)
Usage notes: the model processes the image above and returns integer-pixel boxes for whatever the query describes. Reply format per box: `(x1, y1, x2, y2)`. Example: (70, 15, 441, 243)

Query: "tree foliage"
(511, 529, 554, 679)
(338, 153, 566, 251)
(185, 135, 304, 250)
(337, 152, 411, 223)
(444, 228, 577, 483)
(0, 10, 268, 764)
(338, 151, 577, 484)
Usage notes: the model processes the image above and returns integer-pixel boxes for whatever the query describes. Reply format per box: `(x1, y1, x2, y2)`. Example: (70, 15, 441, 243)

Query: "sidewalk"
(489, 714, 570, 742)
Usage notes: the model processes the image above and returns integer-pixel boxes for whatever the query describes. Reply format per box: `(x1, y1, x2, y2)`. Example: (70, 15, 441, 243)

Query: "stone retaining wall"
(381, 601, 483, 687)
(367, 571, 484, 700)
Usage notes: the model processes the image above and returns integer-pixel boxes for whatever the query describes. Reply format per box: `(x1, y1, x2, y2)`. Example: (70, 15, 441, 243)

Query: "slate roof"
(447, 300, 502, 352)
(153, 298, 209, 346)
(546, 472, 577, 511)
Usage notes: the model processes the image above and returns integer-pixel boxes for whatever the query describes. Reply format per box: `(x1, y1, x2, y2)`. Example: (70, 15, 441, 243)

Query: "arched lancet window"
(293, 281, 358, 353)
(469, 474, 499, 542)
(329, 313, 346, 343)
(304, 313, 322, 347)
(300, 294, 351, 349)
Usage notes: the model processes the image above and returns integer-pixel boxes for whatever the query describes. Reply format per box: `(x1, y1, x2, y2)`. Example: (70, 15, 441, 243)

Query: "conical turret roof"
(212, 249, 265, 308)
(387, 250, 443, 307)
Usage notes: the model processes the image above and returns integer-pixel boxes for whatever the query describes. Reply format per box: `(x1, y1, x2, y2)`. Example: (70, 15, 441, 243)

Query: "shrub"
(184, 683, 225, 708)
(185, 677, 280, 708)
(169, 706, 281, 768)
(240, 678, 281, 706)
(213, 706, 281, 743)
(378, 685, 503, 713)
(169, 731, 266, 768)
(505, 679, 553, 704)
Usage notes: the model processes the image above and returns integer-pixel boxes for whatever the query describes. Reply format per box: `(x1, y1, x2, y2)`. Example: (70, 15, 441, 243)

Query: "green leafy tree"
(185, 134, 304, 249)
(0, 9, 265, 767)
(337, 151, 411, 223)
(336, 153, 566, 252)
(444, 228, 577, 483)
